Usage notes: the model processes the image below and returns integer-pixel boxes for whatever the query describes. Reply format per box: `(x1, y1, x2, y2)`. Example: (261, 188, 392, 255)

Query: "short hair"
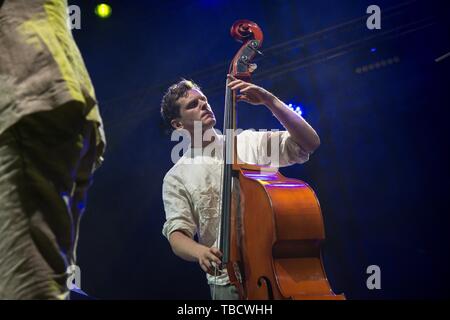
(160, 79, 201, 133)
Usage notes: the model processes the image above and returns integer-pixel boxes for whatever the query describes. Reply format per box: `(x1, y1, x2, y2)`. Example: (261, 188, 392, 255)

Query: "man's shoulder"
(163, 159, 185, 182)
(163, 151, 200, 183)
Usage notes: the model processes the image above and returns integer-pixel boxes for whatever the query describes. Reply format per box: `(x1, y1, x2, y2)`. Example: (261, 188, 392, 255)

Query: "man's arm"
(162, 175, 222, 275)
(169, 231, 222, 275)
(227, 75, 320, 153)
(265, 96, 320, 153)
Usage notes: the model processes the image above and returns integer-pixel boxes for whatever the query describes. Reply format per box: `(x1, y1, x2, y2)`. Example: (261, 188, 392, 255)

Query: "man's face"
(173, 88, 216, 134)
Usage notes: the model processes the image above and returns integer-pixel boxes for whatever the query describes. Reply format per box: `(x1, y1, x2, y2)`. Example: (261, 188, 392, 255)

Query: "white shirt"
(162, 129, 311, 285)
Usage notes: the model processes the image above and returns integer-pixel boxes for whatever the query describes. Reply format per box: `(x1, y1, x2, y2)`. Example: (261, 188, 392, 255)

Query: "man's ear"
(171, 119, 183, 130)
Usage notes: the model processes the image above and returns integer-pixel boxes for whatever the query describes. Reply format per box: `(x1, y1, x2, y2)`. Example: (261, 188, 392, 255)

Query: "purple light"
(243, 172, 279, 181)
(270, 183, 306, 188)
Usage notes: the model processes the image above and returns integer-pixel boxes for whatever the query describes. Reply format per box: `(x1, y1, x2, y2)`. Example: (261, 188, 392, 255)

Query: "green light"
(95, 3, 112, 19)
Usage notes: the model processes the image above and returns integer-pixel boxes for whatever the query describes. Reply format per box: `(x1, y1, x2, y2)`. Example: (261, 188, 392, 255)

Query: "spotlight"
(287, 103, 303, 116)
(355, 56, 400, 74)
(95, 3, 112, 19)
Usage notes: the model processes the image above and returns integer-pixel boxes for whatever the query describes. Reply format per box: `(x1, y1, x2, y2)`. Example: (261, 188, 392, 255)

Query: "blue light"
(371, 48, 377, 53)
(77, 200, 86, 211)
(287, 103, 303, 116)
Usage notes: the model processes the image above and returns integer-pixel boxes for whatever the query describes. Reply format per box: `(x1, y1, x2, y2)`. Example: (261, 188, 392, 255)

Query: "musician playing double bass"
(160, 74, 320, 300)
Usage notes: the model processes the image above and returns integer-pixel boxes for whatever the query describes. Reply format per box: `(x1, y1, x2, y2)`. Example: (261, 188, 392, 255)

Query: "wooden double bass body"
(219, 20, 345, 300)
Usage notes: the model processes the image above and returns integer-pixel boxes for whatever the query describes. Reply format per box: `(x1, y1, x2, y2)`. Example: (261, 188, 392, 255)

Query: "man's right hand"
(168, 231, 223, 275)
(196, 246, 223, 276)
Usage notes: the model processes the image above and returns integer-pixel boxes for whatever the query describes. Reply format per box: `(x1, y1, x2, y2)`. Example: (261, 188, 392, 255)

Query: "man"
(160, 75, 320, 299)
(0, 0, 105, 299)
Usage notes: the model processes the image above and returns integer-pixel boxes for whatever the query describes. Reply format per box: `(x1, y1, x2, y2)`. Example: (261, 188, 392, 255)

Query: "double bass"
(217, 20, 345, 300)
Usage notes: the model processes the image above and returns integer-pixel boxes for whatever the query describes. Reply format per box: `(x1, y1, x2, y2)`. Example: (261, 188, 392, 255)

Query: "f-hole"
(257, 276, 274, 299)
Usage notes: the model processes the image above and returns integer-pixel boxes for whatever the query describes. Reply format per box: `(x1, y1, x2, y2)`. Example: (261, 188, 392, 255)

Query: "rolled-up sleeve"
(162, 173, 197, 240)
(277, 130, 310, 166)
(240, 130, 310, 167)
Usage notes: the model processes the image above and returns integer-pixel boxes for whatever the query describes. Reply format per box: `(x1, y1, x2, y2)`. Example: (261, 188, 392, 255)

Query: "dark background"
(69, 0, 450, 299)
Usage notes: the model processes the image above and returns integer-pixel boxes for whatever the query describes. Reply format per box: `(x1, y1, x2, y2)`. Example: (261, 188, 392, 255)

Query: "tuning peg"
(249, 41, 263, 56)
